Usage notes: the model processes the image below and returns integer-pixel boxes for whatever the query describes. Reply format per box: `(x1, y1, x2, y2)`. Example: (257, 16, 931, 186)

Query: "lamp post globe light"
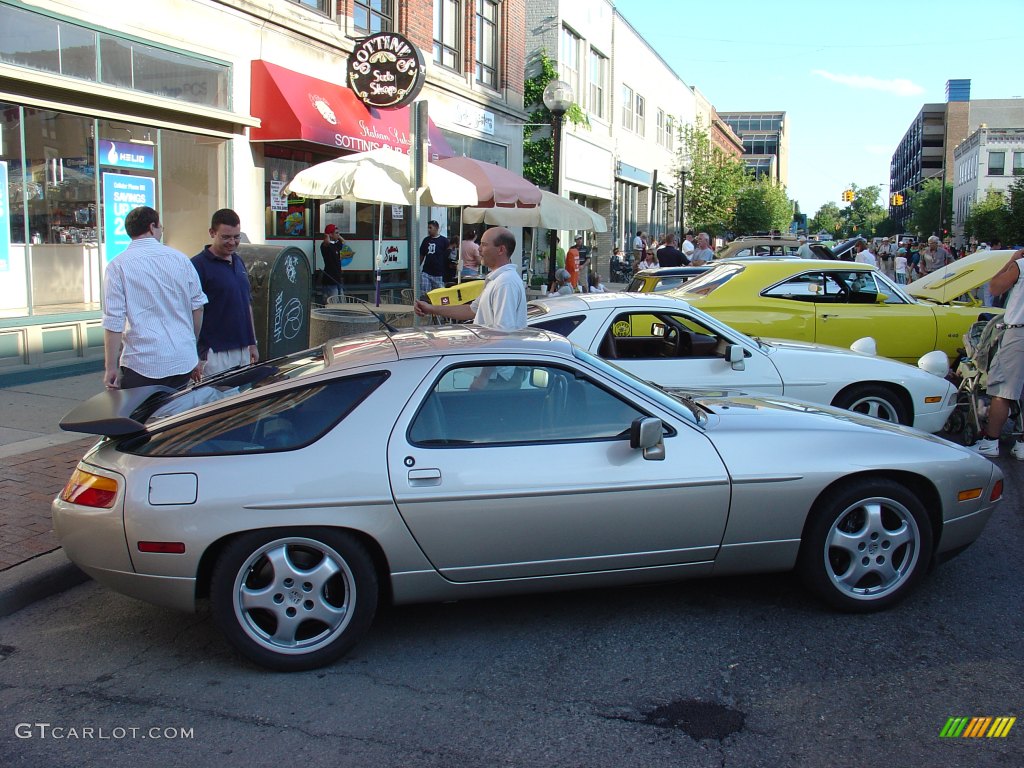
(542, 79, 574, 287)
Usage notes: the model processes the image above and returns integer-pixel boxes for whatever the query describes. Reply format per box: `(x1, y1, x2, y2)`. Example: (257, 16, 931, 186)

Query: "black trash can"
(237, 244, 312, 359)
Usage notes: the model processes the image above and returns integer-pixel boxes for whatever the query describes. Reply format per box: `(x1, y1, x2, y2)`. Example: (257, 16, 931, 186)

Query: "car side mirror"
(629, 417, 665, 461)
(726, 344, 745, 371)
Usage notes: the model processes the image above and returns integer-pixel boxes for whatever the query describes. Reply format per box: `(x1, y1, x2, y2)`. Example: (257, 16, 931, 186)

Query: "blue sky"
(613, 0, 1023, 216)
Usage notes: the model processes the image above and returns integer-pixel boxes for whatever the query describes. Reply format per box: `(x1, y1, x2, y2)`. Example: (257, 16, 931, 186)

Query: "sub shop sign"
(347, 32, 425, 109)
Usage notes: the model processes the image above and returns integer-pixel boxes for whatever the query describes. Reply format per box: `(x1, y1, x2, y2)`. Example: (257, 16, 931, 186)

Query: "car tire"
(832, 384, 909, 425)
(210, 527, 378, 671)
(798, 478, 933, 612)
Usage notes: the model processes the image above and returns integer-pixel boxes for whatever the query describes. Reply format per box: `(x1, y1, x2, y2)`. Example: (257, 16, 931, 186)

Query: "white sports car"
(527, 293, 957, 433)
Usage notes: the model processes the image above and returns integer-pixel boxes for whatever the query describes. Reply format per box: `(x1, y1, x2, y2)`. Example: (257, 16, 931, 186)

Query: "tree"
(908, 178, 953, 238)
(845, 184, 886, 238)
(522, 52, 588, 189)
(963, 189, 1008, 245)
(676, 119, 748, 236)
(733, 176, 793, 235)
(1005, 176, 1024, 247)
(810, 202, 843, 237)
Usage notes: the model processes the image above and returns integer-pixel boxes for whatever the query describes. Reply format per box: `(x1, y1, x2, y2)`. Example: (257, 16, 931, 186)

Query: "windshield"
(571, 345, 703, 426)
(146, 348, 328, 423)
(671, 263, 744, 297)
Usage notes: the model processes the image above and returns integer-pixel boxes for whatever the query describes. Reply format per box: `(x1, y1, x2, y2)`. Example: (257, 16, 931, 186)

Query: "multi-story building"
(952, 126, 1024, 245)
(889, 79, 1024, 234)
(692, 88, 744, 161)
(0, 0, 527, 371)
(524, 0, 698, 273)
(716, 111, 788, 186)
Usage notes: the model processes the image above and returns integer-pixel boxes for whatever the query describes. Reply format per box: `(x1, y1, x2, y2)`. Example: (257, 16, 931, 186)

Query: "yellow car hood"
(907, 249, 1017, 304)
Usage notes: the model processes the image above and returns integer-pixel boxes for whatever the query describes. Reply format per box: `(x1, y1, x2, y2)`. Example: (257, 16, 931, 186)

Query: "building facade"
(524, 0, 698, 276)
(889, 79, 1024, 234)
(0, 0, 526, 371)
(717, 111, 788, 186)
(952, 126, 1024, 245)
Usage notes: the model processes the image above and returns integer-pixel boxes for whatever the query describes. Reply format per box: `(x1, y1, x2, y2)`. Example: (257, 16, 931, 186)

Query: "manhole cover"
(641, 699, 745, 741)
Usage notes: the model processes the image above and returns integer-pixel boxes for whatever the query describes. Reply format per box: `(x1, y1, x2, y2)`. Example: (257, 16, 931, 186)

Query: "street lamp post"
(677, 157, 690, 235)
(543, 79, 574, 287)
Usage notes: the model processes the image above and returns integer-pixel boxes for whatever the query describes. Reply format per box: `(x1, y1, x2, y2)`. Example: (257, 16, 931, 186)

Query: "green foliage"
(522, 52, 589, 189)
(810, 202, 844, 236)
(846, 184, 886, 238)
(908, 178, 953, 237)
(1005, 176, 1024, 247)
(677, 119, 749, 236)
(733, 176, 793, 235)
(963, 188, 1008, 245)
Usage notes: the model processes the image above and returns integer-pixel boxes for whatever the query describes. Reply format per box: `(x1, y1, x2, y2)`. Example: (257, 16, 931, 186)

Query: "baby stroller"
(944, 316, 1024, 444)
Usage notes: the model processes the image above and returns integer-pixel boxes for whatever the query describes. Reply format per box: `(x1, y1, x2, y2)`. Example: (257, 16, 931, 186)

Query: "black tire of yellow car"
(832, 384, 910, 425)
(210, 527, 378, 672)
(797, 478, 933, 613)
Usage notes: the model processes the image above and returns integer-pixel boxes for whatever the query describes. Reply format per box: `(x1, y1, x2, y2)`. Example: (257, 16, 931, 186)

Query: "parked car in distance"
(527, 293, 957, 432)
(54, 327, 1001, 671)
(627, 266, 711, 293)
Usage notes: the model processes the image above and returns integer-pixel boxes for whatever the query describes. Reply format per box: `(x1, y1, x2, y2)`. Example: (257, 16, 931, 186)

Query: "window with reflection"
(0, 4, 228, 109)
(475, 0, 499, 89)
(354, 0, 393, 33)
(434, 0, 461, 71)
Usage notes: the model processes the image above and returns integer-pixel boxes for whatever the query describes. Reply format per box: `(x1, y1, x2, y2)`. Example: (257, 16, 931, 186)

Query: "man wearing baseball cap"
(320, 224, 346, 301)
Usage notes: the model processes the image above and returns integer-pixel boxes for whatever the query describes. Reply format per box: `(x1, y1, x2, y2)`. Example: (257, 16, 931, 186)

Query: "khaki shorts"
(985, 327, 1024, 400)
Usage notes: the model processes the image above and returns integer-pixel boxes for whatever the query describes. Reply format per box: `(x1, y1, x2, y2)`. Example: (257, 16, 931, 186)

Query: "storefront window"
(0, 4, 229, 109)
(0, 103, 227, 319)
(22, 108, 98, 313)
(159, 130, 227, 255)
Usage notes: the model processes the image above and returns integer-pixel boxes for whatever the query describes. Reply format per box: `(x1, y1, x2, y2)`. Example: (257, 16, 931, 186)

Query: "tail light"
(60, 468, 119, 509)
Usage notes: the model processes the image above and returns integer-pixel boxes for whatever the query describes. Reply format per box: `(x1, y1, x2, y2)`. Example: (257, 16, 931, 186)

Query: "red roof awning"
(250, 60, 453, 159)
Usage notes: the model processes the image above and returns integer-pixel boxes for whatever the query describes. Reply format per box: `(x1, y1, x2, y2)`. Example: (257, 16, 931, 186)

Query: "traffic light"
(842, 189, 854, 202)
(890, 193, 904, 206)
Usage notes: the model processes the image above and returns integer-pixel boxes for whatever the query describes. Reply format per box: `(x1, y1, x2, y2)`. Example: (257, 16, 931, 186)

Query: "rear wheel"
(832, 384, 909, 425)
(798, 479, 933, 612)
(211, 528, 378, 671)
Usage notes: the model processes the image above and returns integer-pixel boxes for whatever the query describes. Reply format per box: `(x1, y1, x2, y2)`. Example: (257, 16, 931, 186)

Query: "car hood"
(907, 249, 1017, 304)
(688, 390, 950, 441)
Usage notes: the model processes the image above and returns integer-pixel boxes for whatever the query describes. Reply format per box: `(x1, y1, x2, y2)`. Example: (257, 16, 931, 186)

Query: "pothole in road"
(639, 699, 745, 741)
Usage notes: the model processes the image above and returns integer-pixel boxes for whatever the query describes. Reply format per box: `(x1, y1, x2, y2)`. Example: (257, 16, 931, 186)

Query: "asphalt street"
(1, 454, 1021, 767)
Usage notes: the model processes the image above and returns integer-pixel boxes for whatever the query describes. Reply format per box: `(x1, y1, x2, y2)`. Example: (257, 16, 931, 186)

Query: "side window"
(531, 315, 586, 338)
(408, 364, 648, 446)
(600, 313, 724, 360)
(123, 373, 388, 456)
(763, 273, 827, 302)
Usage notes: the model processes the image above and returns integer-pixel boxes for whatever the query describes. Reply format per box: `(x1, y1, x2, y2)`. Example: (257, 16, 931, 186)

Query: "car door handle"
(820, 313, 838, 319)
(408, 468, 442, 486)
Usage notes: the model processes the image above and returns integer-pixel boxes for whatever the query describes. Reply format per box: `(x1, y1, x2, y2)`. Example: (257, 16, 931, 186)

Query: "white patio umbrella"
(462, 190, 608, 232)
(281, 148, 478, 304)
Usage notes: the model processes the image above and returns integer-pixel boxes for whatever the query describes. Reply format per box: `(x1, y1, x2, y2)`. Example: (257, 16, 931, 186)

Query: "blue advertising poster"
(0, 161, 9, 272)
(103, 173, 155, 262)
(99, 139, 154, 170)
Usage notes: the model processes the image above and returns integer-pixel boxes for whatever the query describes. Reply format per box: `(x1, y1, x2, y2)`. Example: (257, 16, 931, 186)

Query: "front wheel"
(832, 384, 909, 425)
(210, 528, 378, 671)
(798, 479, 933, 612)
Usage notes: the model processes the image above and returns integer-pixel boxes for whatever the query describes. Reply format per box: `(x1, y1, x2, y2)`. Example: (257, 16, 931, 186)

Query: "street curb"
(0, 549, 90, 619)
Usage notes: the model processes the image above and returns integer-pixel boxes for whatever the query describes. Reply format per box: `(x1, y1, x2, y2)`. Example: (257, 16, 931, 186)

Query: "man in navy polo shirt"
(192, 208, 258, 378)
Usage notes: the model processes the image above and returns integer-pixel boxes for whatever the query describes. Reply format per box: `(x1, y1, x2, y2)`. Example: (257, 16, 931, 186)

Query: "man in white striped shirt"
(102, 206, 208, 390)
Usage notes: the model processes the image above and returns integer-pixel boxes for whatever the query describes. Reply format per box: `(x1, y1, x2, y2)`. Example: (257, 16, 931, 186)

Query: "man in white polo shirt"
(102, 206, 207, 390)
(415, 226, 526, 330)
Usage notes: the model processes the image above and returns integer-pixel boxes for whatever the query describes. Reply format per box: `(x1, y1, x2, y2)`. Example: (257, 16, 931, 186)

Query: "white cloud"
(811, 69, 924, 97)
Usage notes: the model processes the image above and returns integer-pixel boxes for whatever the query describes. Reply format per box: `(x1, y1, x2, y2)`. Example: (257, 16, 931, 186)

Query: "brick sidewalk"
(0, 437, 95, 570)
